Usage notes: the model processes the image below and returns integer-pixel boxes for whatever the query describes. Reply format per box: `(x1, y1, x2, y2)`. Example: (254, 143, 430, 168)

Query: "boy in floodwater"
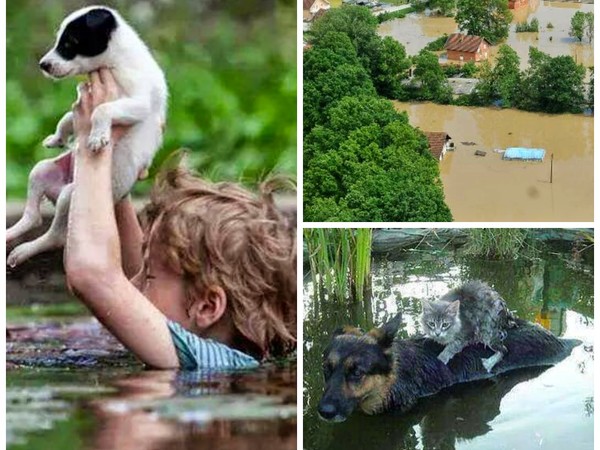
(65, 69, 296, 369)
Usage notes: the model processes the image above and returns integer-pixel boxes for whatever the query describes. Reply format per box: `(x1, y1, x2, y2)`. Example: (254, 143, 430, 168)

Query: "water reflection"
(303, 247, 594, 450)
(7, 321, 297, 450)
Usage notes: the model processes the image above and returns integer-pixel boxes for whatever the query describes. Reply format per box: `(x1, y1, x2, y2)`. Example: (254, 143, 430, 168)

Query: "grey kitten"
(421, 280, 517, 372)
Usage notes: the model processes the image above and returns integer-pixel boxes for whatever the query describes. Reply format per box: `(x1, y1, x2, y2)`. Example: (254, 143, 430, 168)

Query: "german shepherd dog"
(318, 314, 580, 422)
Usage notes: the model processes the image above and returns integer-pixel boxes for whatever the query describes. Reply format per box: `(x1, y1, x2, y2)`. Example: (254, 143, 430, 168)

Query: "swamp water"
(394, 102, 593, 222)
(303, 245, 593, 450)
(7, 310, 296, 450)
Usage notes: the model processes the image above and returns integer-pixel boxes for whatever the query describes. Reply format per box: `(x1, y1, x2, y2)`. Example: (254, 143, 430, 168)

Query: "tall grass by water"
(464, 228, 532, 259)
(304, 228, 373, 303)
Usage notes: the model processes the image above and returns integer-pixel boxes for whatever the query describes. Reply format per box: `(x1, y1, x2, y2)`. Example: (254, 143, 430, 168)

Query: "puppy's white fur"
(7, 6, 167, 267)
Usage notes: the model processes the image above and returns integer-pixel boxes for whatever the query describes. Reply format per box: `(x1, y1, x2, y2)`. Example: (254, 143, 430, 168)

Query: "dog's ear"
(332, 325, 363, 338)
(368, 313, 401, 348)
(86, 8, 115, 30)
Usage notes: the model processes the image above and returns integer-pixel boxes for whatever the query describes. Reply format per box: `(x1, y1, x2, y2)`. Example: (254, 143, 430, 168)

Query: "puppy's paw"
(87, 131, 111, 152)
(7, 243, 32, 268)
(43, 134, 65, 148)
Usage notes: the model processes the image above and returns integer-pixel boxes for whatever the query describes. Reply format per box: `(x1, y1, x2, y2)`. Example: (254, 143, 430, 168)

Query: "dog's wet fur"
(318, 314, 581, 422)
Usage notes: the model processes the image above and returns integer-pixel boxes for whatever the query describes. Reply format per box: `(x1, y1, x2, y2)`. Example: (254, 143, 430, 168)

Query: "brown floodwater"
(378, 1, 594, 69)
(394, 102, 593, 222)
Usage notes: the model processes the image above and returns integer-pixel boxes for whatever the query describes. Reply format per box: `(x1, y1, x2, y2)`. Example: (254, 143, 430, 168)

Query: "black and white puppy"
(7, 5, 167, 267)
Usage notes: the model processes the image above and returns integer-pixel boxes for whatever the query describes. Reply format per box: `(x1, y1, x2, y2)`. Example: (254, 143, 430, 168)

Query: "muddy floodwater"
(378, 1, 594, 69)
(304, 242, 594, 450)
(394, 102, 593, 221)
(7, 308, 296, 450)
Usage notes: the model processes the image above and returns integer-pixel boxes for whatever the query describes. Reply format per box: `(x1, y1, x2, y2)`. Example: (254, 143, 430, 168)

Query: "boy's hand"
(72, 68, 128, 144)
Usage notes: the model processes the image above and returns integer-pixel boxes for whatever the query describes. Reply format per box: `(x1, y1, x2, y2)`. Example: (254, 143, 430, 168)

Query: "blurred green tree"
(7, 0, 296, 198)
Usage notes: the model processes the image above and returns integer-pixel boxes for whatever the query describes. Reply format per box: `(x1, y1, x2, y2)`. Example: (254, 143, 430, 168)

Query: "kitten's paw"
(43, 134, 65, 148)
(481, 357, 495, 373)
(437, 353, 450, 365)
(87, 131, 111, 152)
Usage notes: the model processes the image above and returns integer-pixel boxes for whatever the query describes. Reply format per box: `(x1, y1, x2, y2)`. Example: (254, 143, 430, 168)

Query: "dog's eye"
(348, 367, 365, 382)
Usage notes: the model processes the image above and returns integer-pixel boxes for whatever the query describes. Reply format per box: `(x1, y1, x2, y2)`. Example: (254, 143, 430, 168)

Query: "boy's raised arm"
(64, 71, 178, 369)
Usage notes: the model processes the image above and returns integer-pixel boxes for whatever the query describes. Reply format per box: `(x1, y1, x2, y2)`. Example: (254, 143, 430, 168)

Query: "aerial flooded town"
(303, 0, 594, 222)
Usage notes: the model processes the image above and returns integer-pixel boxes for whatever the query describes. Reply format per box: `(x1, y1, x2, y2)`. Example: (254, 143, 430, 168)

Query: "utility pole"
(550, 153, 554, 184)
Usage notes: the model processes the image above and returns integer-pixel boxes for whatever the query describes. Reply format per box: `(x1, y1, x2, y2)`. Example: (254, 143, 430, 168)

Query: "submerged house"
(508, 0, 528, 9)
(444, 34, 491, 62)
(424, 132, 454, 161)
(303, 0, 331, 21)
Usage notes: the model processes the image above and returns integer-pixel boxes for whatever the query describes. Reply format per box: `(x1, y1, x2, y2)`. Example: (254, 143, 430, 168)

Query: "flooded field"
(304, 241, 594, 450)
(378, 1, 594, 69)
(394, 102, 593, 221)
(7, 308, 296, 450)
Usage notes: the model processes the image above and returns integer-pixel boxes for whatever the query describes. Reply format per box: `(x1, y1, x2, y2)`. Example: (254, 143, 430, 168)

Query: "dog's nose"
(39, 61, 51, 72)
(317, 402, 337, 420)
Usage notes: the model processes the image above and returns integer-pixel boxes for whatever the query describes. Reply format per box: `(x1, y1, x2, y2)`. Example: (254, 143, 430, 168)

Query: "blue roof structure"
(503, 147, 546, 161)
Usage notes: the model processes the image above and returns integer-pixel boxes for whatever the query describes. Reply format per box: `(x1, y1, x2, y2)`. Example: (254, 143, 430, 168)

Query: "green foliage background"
(7, 0, 296, 198)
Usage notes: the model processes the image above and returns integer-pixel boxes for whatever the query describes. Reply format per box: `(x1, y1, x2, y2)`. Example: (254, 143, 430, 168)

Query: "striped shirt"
(167, 320, 259, 370)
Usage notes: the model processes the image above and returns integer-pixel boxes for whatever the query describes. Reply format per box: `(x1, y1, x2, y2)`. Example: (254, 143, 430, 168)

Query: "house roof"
(444, 33, 490, 53)
(424, 132, 451, 160)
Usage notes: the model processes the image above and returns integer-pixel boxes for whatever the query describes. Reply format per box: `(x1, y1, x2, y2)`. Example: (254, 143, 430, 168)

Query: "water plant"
(463, 228, 535, 259)
(516, 18, 539, 33)
(304, 228, 373, 302)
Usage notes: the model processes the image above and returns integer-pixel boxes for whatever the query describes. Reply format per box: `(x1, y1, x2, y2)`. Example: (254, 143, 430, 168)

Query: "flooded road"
(303, 241, 594, 450)
(394, 102, 593, 222)
(7, 309, 296, 450)
(378, 1, 594, 69)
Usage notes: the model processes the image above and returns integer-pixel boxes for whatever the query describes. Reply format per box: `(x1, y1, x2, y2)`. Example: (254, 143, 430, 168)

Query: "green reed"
(304, 228, 373, 303)
(464, 228, 532, 259)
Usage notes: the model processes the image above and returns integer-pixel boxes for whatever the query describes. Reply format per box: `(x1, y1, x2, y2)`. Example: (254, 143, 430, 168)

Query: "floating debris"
(475, 150, 487, 156)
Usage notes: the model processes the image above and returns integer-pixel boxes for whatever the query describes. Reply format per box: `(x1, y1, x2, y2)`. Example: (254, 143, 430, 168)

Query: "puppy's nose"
(318, 402, 337, 420)
(39, 61, 51, 72)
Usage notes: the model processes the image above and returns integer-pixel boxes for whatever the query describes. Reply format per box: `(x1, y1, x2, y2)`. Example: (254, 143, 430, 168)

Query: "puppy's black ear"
(369, 313, 402, 348)
(86, 8, 115, 30)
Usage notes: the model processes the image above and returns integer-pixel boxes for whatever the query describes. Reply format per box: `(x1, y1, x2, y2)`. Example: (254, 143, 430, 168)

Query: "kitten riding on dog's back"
(421, 280, 517, 372)
(7, 5, 166, 267)
(319, 312, 580, 422)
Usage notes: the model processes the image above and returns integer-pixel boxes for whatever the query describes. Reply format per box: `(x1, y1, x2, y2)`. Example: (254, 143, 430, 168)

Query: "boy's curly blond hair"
(140, 164, 296, 359)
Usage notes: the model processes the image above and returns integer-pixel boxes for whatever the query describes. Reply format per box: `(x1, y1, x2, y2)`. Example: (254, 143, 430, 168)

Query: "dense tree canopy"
(518, 48, 586, 114)
(455, 0, 511, 44)
(309, 7, 411, 99)
(411, 50, 453, 103)
(472, 45, 521, 107)
(304, 7, 452, 222)
(569, 11, 594, 43)
(304, 96, 452, 222)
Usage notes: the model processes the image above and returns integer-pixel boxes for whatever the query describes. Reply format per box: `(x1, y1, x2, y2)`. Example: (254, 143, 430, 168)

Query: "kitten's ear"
(446, 300, 460, 315)
(368, 313, 402, 348)
(421, 299, 433, 312)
